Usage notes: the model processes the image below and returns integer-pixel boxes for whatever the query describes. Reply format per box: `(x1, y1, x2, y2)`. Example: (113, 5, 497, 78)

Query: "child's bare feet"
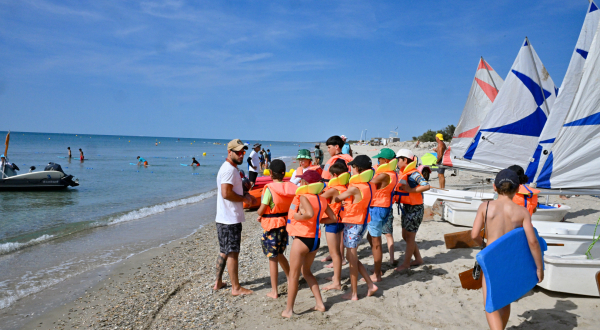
(410, 259, 424, 267)
(369, 272, 382, 283)
(213, 281, 227, 290)
(395, 264, 410, 273)
(367, 283, 379, 297)
(341, 291, 358, 301)
(281, 309, 293, 318)
(323, 282, 342, 291)
(312, 304, 326, 312)
(266, 290, 278, 299)
(324, 262, 334, 268)
(320, 255, 332, 262)
(231, 286, 253, 296)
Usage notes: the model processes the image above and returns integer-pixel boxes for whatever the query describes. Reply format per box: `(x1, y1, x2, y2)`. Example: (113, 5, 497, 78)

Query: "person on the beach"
(266, 149, 272, 166)
(79, 148, 84, 161)
(282, 170, 337, 318)
(137, 156, 148, 166)
(332, 155, 378, 300)
(471, 169, 544, 330)
(320, 162, 352, 290)
(341, 135, 353, 157)
(322, 135, 353, 181)
(507, 165, 539, 216)
(256, 159, 294, 299)
(247, 143, 261, 187)
(290, 149, 322, 186)
(191, 157, 200, 166)
(366, 148, 399, 282)
(313, 144, 323, 166)
(214, 139, 256, 296)
(67, 147, 71, 158)
(259, 149, 266, 171)
(434, 133, 447, 189)
(394, 149, 430, 273)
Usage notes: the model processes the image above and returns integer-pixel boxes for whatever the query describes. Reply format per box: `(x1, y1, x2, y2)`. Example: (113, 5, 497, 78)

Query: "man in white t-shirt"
(247, 143, 261, 187)
(214, 139, 257, 296)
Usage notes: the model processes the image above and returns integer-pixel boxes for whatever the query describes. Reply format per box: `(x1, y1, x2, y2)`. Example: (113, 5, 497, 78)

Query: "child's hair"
(496, 182, 519, 196)
(507, 165, 528, 185)
(326, 135, 345, 148)
(329, 162, 348, 176)
(271, 170, 285, 181)
(352, 164, 369, 173)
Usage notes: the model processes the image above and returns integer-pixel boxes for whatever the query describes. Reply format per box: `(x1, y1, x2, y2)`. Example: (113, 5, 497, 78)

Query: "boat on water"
(1, 162, 79, 191)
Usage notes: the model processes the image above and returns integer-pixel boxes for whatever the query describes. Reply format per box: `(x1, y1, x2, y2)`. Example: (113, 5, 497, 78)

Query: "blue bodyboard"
(476, 227, 547, 313)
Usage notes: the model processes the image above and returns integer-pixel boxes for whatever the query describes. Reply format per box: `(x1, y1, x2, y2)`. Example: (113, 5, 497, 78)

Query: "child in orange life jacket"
(507, 165, 539, 216)
(282, 170, 337, 318)
(366, 148, 399, 282)
(290, 149, 322, 186)
(332, 155, 379, 300)
(256, 159, 294, 299)
(322, 135, 353, 181)
(394, 149, 430, 273)
(319, 162, 352, 291)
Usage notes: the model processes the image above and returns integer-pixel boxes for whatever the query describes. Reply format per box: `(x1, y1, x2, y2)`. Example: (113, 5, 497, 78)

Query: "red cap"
(297, 170, 322, 183)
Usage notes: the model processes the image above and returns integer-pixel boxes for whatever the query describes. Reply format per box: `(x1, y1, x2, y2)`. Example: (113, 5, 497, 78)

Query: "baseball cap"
(373, 148, 395, 160)
(269, 159, 286, 174)
(495, 169, 519, 189)
(297, 170, 322, 183)
(340, 135, 347, 139)
(436, 133, 444, 141)
(297, 149, 312, 159)
(253, 143, 262, 148)
(347, 155, 372, 169)
(396, 149, 414, 159)
(227, 139, 248, 151)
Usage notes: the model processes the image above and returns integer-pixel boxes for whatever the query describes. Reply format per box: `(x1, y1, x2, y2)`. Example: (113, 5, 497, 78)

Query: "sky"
(0, 0, 594, 142)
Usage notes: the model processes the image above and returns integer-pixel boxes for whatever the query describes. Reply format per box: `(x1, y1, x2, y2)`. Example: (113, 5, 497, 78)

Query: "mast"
(481, 56, 499, 92)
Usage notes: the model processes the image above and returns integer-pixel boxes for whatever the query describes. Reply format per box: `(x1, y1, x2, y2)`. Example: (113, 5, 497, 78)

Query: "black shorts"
(436, 167, 446, 175)
(249, 171, 258, 184)
(216, 223, 242, 255)
(295, 236, 320, 252)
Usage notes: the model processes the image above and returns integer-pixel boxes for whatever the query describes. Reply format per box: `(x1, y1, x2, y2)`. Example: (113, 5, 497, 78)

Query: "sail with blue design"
(463, 38, 557, 170)
(528, 1, 600, 184)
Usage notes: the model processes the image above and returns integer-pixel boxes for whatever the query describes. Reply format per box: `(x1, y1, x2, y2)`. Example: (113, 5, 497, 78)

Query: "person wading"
(213, 139, 257, 296)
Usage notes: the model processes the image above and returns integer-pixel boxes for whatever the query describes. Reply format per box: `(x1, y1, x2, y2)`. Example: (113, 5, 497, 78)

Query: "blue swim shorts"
(343, 224, 366, 249)
(367, 206, 392, 238)
(325, 223, 344, 234)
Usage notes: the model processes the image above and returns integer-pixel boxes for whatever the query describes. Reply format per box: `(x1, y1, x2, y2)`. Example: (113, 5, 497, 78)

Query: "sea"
(0, 131, 309, 327)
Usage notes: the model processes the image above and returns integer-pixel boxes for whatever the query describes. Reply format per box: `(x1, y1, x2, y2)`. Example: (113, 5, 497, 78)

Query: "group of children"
(256, 135, 431, 317)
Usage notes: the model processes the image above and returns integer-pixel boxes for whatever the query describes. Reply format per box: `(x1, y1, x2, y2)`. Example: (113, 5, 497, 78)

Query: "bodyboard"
(476, 227, 547, 313)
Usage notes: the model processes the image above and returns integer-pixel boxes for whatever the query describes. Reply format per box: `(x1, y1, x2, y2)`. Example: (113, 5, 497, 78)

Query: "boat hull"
(443, 202, 571, 227)
(537, 254, 600, 297)
(423, 188, 494, 207)
(0, 171, 78, 191)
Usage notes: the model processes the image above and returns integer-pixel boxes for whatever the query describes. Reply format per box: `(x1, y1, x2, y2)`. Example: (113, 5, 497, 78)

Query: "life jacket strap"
(262, 212, 288, 218)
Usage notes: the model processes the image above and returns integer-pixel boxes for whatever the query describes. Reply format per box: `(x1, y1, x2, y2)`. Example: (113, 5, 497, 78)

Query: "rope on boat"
(585, 216, 600, 260)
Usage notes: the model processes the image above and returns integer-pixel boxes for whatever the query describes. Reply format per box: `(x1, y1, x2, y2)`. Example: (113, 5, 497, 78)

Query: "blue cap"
(495, 169, 519, 189)
(0, 154, 4, 158)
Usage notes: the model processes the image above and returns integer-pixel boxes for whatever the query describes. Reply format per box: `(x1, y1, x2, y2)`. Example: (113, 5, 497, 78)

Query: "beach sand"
(27, 142, 600, 329)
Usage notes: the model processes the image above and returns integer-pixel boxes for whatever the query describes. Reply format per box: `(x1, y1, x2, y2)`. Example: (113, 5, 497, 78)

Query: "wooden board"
(459, 268, 482, 290)
(596, 271, 600, 296)
(444, 229, 484, 249)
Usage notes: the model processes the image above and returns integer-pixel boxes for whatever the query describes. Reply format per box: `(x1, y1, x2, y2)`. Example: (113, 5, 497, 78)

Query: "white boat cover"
(463, 38, 557, 170)
(443, 58, 504, 171)
(528, 1, 600, 183)
(535, 17, 600, 189)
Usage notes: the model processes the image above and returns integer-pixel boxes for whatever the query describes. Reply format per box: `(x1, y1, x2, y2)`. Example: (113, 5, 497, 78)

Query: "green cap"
(373, 148, 396, 160)
(297, 149, 312, 159)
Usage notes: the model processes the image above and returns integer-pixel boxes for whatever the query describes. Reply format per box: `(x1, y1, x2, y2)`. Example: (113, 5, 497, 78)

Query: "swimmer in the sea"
(191, 157, 200, 166)
(137, 156, 148, 166)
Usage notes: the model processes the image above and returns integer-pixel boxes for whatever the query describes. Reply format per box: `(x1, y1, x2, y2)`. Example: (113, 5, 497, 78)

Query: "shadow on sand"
(508, 300, 578, 330)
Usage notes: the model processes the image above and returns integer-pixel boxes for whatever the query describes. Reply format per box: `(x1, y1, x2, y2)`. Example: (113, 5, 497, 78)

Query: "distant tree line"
(412, 125, 456, 142)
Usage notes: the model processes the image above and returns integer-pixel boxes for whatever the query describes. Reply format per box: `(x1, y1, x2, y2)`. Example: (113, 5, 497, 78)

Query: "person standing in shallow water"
(213, 139, 256, 296)
(67, 147, 71, 159)
(79, 148, 84, 161)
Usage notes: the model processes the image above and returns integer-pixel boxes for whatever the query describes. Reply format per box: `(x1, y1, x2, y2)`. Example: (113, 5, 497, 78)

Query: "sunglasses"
(233, 150, 246, 156)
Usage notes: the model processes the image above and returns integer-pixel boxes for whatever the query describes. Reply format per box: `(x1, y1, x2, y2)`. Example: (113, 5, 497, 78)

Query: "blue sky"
(0, 0, 593, 141)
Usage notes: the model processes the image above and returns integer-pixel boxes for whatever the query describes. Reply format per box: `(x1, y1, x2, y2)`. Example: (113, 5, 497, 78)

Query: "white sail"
(443, 58, 504, 171)
(535, 19, 600, 189)
(528, 1, 600, 183)
(463, 38, 557, 170)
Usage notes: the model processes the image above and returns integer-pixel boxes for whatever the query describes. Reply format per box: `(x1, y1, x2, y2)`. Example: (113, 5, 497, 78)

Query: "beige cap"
(227, 139, 248, 151)
(396, 148, 414, 159)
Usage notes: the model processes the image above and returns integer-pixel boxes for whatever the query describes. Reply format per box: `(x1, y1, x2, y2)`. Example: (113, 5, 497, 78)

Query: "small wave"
(0, 234, 55, 255)
(274, 156, 294, 160)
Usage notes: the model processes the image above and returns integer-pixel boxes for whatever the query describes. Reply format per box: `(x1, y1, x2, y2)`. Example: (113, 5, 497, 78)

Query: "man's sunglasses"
(234, 150, 246, 156)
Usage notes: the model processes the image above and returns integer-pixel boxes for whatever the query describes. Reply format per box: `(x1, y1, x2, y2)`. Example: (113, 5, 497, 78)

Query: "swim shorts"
(325, 223, 344, 234)
(216, 223, 242, 255)
(401, 204, 424, 233)
(436, 166, 446, 175)
(295, 236, 321, 252)
(261, 226, 288, 258)
(248, 171, 258, 184)
(343, 224, 366, 249)
(382, 208, 394, 235)
(367, 206, 391, 237)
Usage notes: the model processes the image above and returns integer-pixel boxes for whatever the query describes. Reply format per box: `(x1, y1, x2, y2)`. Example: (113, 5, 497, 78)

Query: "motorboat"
(1, 162, 79, 191)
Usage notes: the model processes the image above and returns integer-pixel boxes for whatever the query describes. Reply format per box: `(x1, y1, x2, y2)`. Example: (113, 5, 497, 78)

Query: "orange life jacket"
(296, 164, 323, 176)
(341, 182, 374, 225)
(321, 154, 353, 180)
(395, 168, 424, 205)
(258, 182, 298, 231)
(371, 170, 399, 208)
(324, 183, 351, 223)
(512, 185, 539, 216)
(286, 194, 328, 239)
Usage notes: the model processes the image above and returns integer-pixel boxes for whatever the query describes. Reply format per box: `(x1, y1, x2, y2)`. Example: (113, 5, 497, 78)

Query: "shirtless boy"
(471, 169, 544, 330)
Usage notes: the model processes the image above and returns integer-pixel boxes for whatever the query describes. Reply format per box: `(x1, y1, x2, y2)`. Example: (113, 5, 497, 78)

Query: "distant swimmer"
(67, 147, 71, 158)
(79, 148, 84, 161)
(155, 142, 158, 146)
(137, 156, 148, 166)
(191, 157, 200, 166)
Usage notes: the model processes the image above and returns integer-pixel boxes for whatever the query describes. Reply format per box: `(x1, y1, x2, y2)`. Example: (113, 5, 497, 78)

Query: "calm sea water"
(0, 131, 308, 314)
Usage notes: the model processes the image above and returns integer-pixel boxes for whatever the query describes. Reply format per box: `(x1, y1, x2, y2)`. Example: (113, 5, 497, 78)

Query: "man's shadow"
(508, 300, 578, 329)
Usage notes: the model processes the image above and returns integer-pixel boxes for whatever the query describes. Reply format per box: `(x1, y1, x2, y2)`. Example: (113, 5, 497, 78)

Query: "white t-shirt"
(216, 161, 245, 224)
(248, 150, 260, 173)
(290, 166, 302, 186)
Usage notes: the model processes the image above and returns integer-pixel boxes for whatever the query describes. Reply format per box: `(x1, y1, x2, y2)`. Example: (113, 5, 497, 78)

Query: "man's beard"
(233, 157, 243, 165)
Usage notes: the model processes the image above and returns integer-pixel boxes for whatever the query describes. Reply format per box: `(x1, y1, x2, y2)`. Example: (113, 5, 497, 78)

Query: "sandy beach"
(26, 142, 600, 329)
